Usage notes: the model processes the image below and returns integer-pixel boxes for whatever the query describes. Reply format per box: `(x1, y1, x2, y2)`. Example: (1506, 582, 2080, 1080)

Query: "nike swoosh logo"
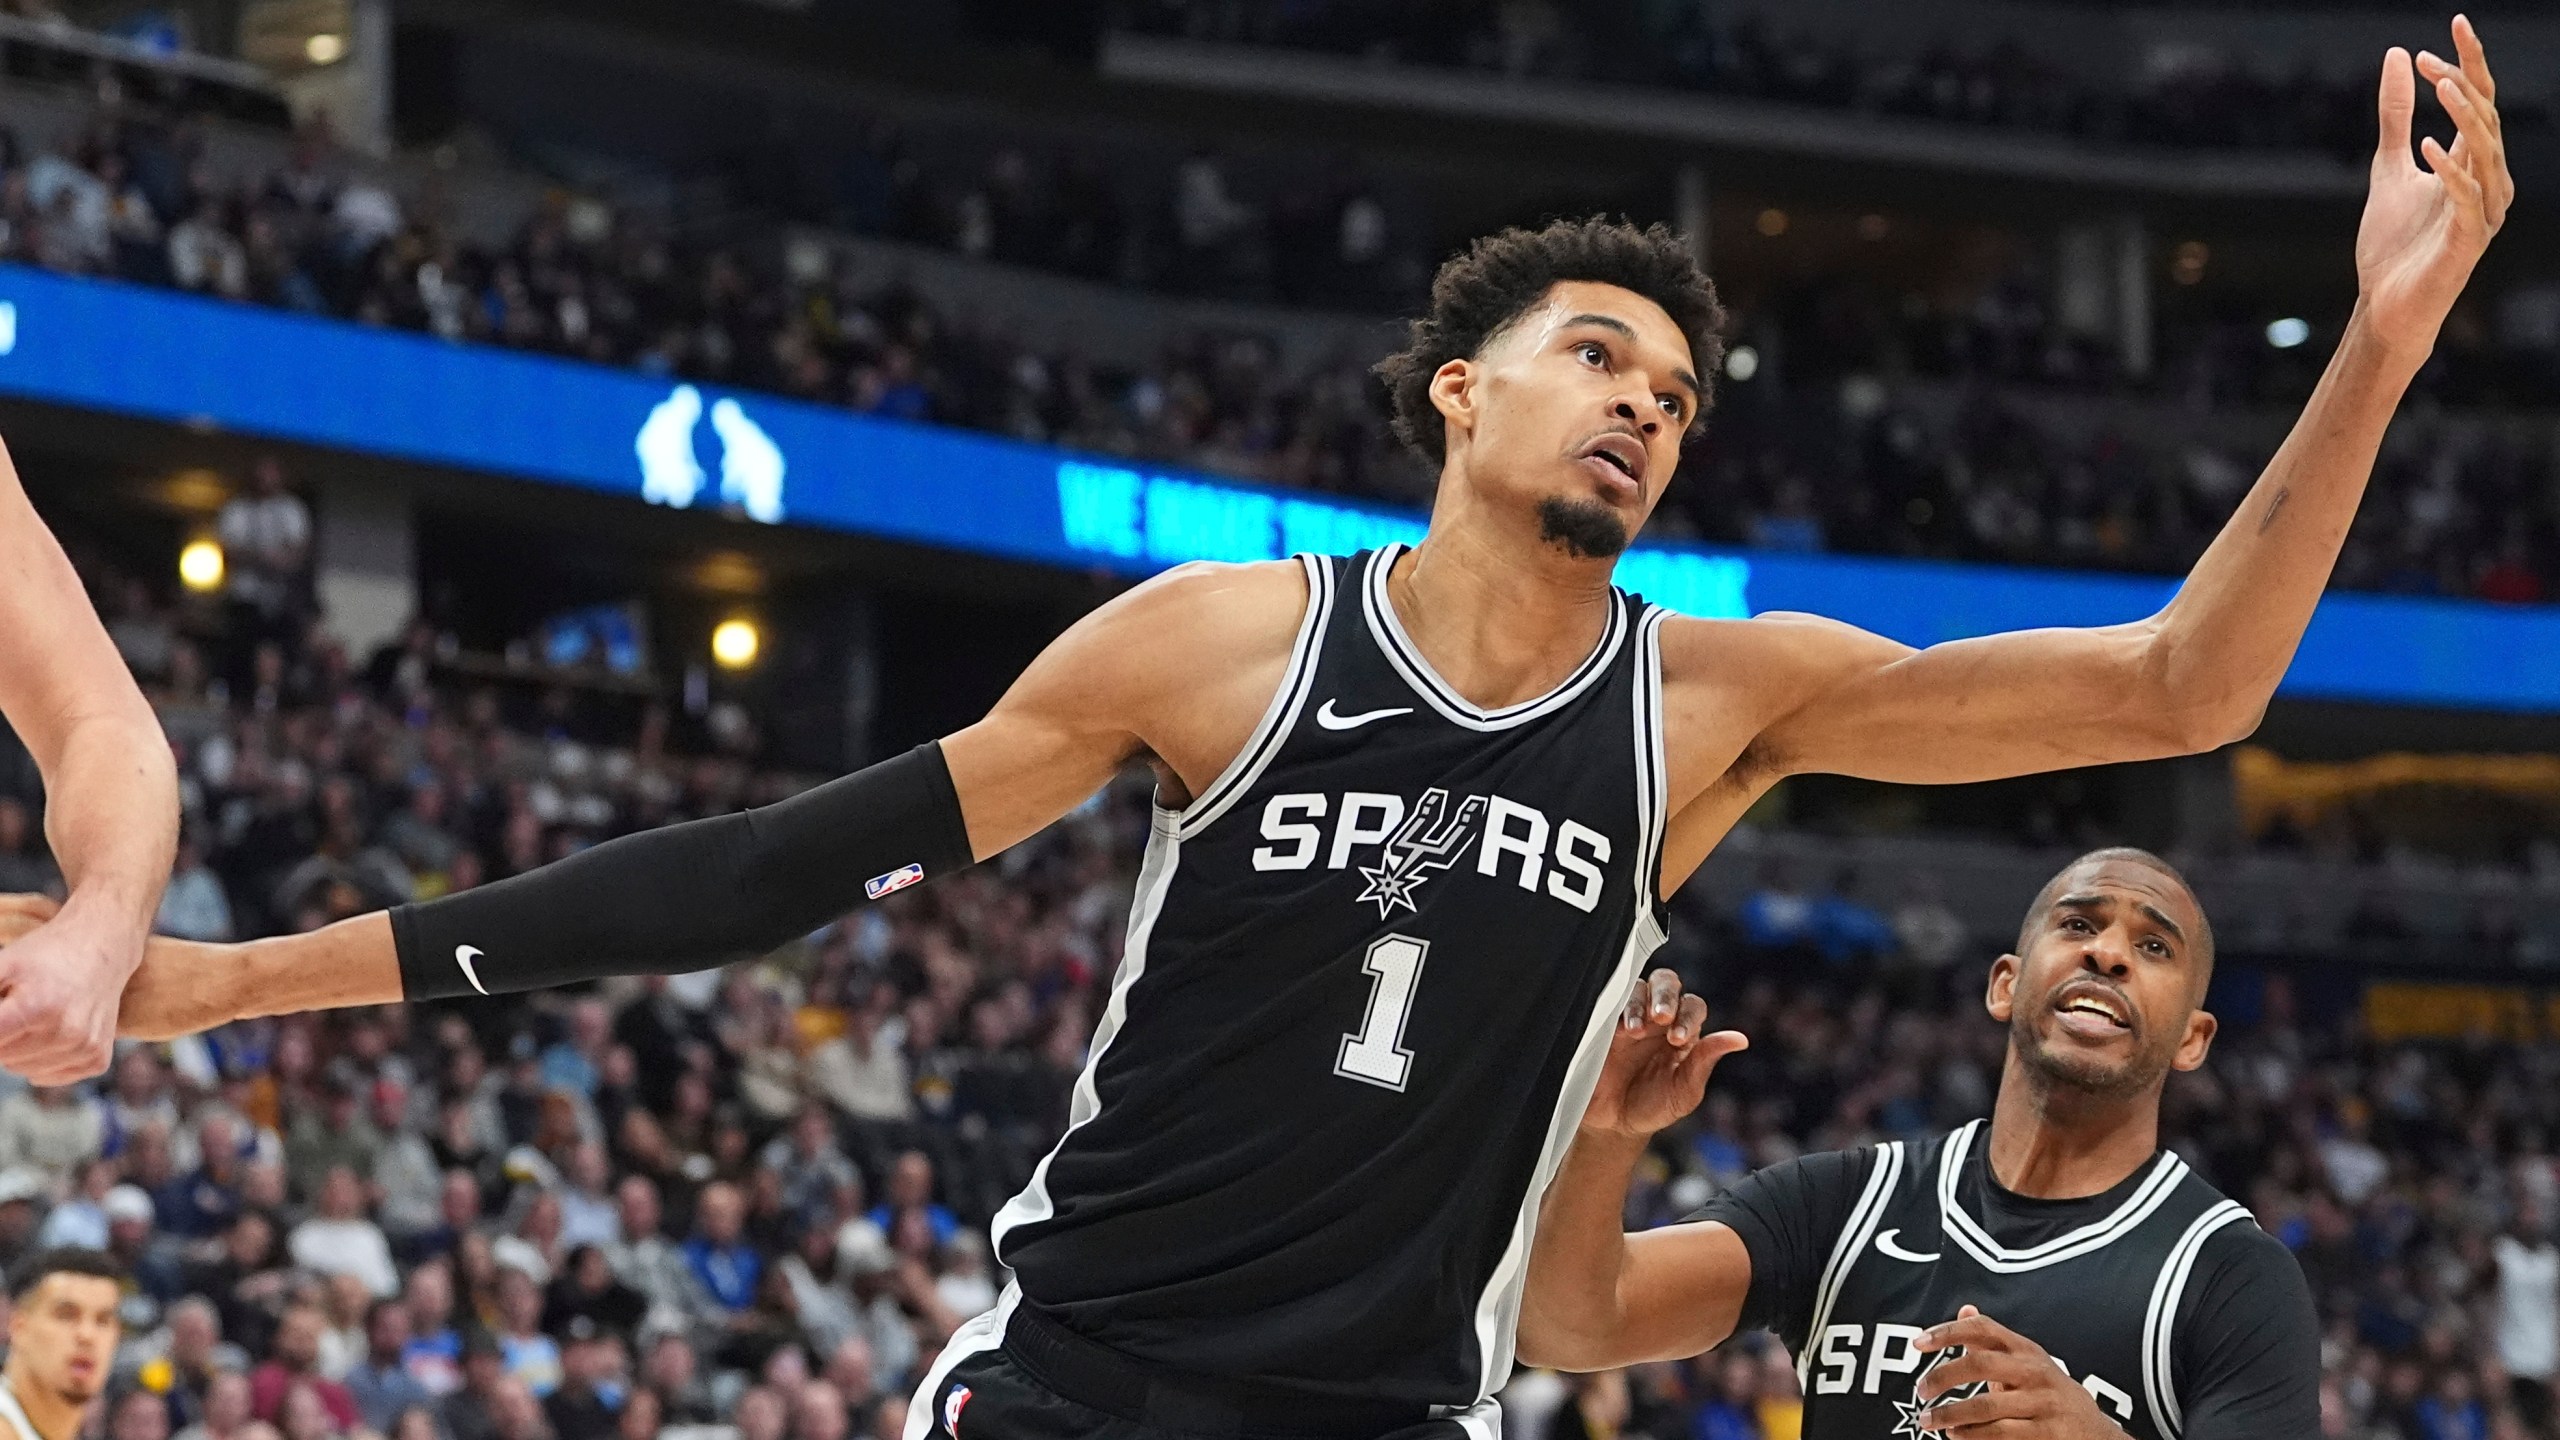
(453, 946, 490, 997)
(1316, 699, 1413, 731)
(1874, 1228, 1941, 1264)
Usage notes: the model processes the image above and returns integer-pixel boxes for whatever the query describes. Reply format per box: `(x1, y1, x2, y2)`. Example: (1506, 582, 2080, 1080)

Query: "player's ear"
(1429, 358, 1477, 446)
(2172, 1008, 2219, 1072)
(1985, 954, 2020, 1022)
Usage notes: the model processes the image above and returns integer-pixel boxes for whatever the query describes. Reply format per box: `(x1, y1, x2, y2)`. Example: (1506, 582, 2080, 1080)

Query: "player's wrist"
(2339, 297, 2442, 379)
(39, 889, 150, 979)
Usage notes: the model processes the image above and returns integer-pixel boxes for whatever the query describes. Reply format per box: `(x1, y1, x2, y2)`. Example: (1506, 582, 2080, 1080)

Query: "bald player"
(1520, 850, 2315, 1438)
(0, 442, 180, 1082)
(0, 1250, 126, 1440)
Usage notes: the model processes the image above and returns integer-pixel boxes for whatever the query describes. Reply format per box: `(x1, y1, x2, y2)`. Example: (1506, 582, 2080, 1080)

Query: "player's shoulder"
(1081, 558, 1312, 653)
(2177, 1205, 2316, 1337)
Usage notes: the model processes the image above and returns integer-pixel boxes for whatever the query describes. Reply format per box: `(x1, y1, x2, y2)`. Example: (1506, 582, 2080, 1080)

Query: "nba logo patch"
(865, 863, 925, 900)
(941, 1384, 971, 1436)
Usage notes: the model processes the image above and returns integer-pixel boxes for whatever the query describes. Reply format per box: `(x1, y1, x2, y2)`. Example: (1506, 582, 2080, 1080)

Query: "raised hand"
(2358, 17, 2513, 357)
(1578, 967, 1746, 1140)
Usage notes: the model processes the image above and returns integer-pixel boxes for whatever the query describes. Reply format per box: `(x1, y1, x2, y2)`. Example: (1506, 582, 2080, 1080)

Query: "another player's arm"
(54, 561, 1306, 1037)
(1690, 29, 2510, 793)
(1517, 970, 1755, 1370)
(0, 437, 181, 1081)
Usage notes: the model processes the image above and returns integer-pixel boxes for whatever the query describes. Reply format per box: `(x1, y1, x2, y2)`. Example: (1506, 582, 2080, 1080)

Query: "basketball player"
(1517, 849, 2312, 1439)
(0, 1250, 127, 1440)
(0, 441, 180, 1083)
(15, 23, 2506, 1440)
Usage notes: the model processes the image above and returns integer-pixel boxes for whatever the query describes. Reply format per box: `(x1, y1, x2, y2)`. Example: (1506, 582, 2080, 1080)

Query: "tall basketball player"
(0, 1250, 127, 1440)
(18, 22, 2506, 1440)
(1519, 850, 2313, 1438)
(0, 440, 180, 1083)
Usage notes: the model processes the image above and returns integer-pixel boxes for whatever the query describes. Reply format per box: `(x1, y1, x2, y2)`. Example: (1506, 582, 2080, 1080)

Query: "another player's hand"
(0, 892, 137, 1083)
(1913, 1306, 2129, 1438)
(2356, 17, 2512, 357)
(1578, 968, 1746, 1140)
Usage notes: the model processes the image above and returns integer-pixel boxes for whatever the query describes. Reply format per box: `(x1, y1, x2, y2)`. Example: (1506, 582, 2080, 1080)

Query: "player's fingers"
(2422, 135, 2490, 240)
(1919, 1313, 2028, 1355)
(2452, 14, 2495, 105)
(1669, 992, 1708, 1045)
(2424, 58, 2513, 229)
(1915, 1349, 2044, 1402)
(1645, 967, 1680, 1023)
(1916, 1390, 2038, 1434)
(2374, 47, 2417, 177)
(1679, 1030, 1749, 1078)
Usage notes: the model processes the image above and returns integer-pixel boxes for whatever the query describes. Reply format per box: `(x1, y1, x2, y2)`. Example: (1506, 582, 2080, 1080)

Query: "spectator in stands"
(682, 1182, 762, 1320)
(866, 1153, 954, 1250)
(289, 1165, 399, 1297)
(173, 1369, 256, 1440)
(251, 1305, 358, 1431)
(344, 1298, 432, 1433)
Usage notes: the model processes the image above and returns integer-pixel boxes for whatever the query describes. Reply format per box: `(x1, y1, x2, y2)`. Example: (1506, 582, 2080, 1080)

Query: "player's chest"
(1806, 1247, 2160, 1440)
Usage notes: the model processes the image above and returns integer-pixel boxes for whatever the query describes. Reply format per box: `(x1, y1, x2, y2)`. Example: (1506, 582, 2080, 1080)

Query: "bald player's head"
(1989, 848, 2219, 1103)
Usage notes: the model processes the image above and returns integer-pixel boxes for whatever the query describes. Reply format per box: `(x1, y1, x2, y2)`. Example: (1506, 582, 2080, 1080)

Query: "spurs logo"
(1893, 1347, 1981, 1439)
(1355, 787, 1487, 918)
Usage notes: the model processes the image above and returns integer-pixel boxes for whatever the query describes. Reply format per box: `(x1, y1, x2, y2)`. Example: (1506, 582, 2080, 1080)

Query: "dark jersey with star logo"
(1692, 1121, 2321, 1440)
(989, 544, 1672, 1412)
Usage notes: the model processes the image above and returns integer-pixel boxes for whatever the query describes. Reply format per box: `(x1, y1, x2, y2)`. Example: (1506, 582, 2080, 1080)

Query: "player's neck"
(1984, 1058, 2164, 1200)
(1395, 519, 1616, 710)
(1, 1363, 82, 1440)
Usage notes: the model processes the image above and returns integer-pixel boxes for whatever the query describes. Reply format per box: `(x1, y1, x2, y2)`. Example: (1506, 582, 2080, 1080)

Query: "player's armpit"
(1697, 611, 2245, 789)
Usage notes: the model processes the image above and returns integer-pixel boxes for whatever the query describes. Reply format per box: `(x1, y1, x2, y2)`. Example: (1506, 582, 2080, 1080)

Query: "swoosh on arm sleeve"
(1685, 1147, 1877, 1352)
(390, 741, 975, 1001)
(2173, 1223, 2323, 1440)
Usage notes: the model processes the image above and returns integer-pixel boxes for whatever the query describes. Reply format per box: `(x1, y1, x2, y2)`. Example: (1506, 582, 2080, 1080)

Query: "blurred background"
(0, 1, 2552, 1437)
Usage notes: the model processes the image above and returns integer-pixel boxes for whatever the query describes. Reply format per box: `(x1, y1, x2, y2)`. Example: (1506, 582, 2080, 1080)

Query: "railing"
(0, 11, 290, 129)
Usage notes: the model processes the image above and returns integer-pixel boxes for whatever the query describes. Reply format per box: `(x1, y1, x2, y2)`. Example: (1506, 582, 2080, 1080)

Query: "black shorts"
(905, 1293, 1493, 1440)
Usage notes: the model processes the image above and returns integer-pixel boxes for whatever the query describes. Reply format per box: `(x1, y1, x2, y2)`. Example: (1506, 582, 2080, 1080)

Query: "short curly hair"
(1375, 216, 1726, 466)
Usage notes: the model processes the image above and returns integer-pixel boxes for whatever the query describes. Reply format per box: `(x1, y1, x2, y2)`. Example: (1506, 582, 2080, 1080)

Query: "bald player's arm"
(0, 437, 180, 1082)
(57, 560, 1308, 1037)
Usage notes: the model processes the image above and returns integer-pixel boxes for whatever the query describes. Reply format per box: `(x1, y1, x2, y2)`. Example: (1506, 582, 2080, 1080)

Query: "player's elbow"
(1513, 1314, 1621, 1374)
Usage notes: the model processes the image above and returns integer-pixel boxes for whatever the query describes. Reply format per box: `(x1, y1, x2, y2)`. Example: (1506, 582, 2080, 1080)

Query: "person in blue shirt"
(864, 1151, 957, 1249)
(679, 1182, 761, 1314)
(344, 1299, 434, 1433)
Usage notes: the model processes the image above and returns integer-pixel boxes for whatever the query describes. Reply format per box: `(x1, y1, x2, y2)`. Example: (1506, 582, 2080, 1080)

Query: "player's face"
(7, 1274, 122, 1404)
(1433, 281, 1699, 558)
(1986, 860, 2217, 1101)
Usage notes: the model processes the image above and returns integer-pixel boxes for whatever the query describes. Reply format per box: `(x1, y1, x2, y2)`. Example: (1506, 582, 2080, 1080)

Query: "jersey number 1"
(1337, 934, 1428, 1091)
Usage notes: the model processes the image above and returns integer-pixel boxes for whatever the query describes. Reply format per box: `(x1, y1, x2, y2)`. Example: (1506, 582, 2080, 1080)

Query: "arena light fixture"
(1754, 208, 1788, 238)
(1724, 345, 1760, 382)
(178, 539, 225, 594)
(711, 617, 762, 670)
(305, 32, 345, 64)
(2265, 317, 2311, 350)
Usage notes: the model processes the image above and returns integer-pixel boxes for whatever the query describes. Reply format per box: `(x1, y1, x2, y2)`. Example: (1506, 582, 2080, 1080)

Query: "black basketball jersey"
(1785, 1122, 2265, 1440)
(989, 544, 1673, 1412)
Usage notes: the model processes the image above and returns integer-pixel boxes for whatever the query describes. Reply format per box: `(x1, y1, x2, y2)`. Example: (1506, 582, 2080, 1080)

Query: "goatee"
(1538, 497, 1630, 559)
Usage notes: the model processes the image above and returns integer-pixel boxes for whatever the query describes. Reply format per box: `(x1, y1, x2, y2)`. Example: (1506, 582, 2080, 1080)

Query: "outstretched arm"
(0, 438, 180, 1081)
(1518, 970, 1753, 1370)
(67, 560, 1303, 1036)
(1729, 26, 2511, 788)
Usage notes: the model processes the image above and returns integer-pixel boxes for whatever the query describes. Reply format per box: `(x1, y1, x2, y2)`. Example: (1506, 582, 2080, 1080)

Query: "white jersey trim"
(1461, 599, 1667, 1400)
(1797, 1141, 1905, 1388)
(2142, 1201, 2252, 1440)
(989, 813, 1183, 1263)
(1176, 552, 1333, 839)
(1936, 1120, 2191, 1273)
(901, 1282, 1021, 1440)
(1362, 544, 1626, 732)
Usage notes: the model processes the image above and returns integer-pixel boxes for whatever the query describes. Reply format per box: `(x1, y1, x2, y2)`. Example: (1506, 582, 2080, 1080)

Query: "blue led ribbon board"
(0, 264, 2548, 710)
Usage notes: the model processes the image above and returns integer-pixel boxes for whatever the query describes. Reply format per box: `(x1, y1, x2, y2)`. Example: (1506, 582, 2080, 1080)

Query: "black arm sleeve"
(391, 741, 975, 1001)
(2174, 1223, 2322, 1440)
(1686, 1147, 1877, 1352)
